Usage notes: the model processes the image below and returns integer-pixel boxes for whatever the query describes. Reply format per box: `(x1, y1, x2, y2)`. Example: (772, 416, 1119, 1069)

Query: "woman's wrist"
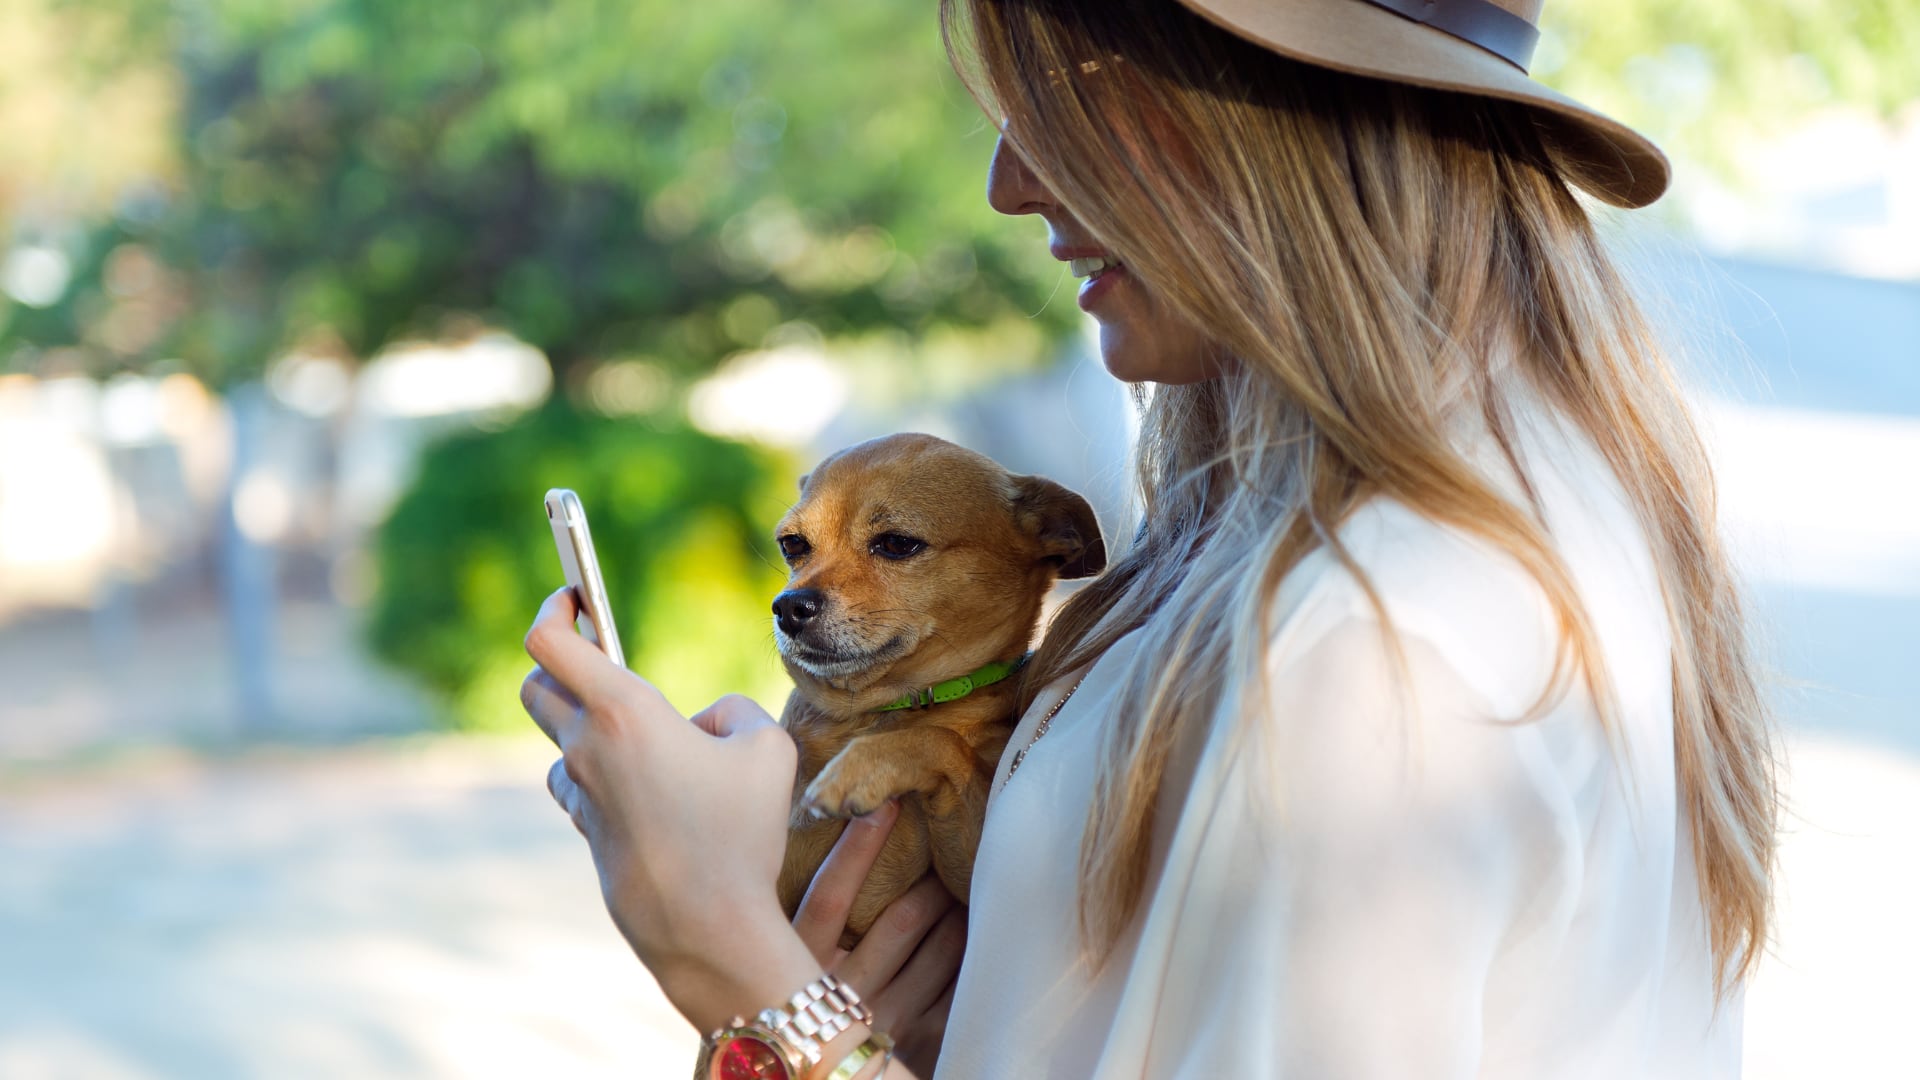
(667, 898, 914, 1079)
(657, 897, 826, 1036)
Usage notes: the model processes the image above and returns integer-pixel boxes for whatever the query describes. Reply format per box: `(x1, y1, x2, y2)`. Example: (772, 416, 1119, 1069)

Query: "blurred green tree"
(3, 0, 1077, 387)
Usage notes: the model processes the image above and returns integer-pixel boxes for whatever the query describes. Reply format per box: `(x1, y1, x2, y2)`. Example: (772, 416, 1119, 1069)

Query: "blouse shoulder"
(1269, 494, 1565, 722)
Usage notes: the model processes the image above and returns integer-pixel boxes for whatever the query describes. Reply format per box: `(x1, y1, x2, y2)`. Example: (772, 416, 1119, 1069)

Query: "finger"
(927, 977, 957, 1024)
(520, 666, 583, 747)
(523, 587, 650, 714)
(546, 756, 588, 838)
(687, 693, 780, 740)
(867, 904, 966, 1036)
(835, 875, 956, 1005)
(892, 977, 957, 1079)
(792, 800, 902, 963)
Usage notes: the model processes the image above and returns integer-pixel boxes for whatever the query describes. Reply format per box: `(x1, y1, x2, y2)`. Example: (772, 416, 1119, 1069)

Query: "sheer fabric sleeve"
(1093, 610, 1580, 1080)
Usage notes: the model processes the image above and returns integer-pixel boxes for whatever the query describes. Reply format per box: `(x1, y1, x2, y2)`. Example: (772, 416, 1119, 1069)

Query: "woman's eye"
(778, 535, 810, 561)
(869, 533, 927, 560)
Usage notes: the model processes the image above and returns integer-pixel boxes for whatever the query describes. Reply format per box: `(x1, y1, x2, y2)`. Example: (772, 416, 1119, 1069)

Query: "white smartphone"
(544, 488, 625, 668)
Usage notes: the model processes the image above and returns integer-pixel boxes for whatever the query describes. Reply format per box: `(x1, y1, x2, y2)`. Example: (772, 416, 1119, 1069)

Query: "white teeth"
(1069, 256, 1121, 278)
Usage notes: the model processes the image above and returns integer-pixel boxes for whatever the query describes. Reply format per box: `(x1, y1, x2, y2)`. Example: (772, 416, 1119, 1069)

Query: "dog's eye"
(869, 533, 927, 560)
(778, 534, 810, 561)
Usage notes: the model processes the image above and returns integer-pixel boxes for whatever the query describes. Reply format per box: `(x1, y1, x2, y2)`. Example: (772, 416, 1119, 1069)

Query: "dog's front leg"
(921, 777, 992, 905)
(801, 727, 978, 821)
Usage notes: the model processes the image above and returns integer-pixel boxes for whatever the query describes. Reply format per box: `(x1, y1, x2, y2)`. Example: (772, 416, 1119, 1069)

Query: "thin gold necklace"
(1005, 669, 1091, 780)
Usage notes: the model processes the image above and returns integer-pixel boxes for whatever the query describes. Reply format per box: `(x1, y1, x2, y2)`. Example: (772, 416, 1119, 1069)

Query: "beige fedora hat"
(1174, 0, 1669, 208)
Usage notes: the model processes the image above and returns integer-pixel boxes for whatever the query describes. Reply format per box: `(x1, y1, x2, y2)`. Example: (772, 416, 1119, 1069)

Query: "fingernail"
(859, 799, 899, 826)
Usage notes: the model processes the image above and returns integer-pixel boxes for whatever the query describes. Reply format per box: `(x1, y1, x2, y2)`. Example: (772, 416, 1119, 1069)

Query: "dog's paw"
(801, 759, 898, 821)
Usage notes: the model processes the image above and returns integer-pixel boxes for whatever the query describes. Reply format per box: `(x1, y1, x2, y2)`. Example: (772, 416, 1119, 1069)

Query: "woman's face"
(986, 132, 1225, 385)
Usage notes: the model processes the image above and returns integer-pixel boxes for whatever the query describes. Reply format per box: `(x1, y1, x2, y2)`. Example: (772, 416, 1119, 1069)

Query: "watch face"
(709, 1034, 792, 1080)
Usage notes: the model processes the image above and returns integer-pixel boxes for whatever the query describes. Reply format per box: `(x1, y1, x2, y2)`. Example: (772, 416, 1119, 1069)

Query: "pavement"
(1743, 733, 1920, 1079)
(0, 736, 704, 1080)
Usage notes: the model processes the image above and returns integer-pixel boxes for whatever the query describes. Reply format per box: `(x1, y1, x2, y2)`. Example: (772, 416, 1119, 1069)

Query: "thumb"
(688, 693, 779, 739)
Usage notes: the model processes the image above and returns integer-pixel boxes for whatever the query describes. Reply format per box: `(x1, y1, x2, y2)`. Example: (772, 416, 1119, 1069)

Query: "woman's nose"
(986, 133, 1052, 218)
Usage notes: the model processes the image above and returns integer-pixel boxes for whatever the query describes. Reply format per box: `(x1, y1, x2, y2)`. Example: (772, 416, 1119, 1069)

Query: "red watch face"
(710, 1034, 792, 1080)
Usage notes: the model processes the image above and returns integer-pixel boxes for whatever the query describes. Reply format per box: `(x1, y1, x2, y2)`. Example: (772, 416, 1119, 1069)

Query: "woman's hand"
(518, 587, 823, 1033)
(791, 800, 968, 1076)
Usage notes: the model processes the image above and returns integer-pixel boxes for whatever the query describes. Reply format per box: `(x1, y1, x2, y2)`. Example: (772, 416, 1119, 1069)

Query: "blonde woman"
(518, 1, 1778, 1077)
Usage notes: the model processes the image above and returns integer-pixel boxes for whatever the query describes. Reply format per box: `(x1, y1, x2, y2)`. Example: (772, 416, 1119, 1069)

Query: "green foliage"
(367, 402, 797, 731)
(1538, 1, 1920, 178)
(6, 0, 1079, 386)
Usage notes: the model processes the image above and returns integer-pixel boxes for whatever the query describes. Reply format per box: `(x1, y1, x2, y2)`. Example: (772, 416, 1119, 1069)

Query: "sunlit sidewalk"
(1744, 733, 1920, 1079)
(0, 737, 702, 1079)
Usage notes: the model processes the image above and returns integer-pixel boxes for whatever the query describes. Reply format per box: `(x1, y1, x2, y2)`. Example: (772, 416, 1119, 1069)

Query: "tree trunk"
(221, 381, 277, 732)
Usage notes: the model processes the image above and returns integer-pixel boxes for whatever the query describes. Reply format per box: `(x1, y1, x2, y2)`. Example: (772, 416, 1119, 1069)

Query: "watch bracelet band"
(696, 972, 878, 1079)
(776, 972, 874, 1060)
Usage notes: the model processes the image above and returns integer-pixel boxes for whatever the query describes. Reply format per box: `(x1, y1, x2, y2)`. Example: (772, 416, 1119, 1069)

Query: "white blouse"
(936, 386, 1742, 1079)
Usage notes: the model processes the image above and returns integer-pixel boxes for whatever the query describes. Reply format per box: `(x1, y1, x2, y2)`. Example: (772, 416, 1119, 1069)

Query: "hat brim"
(1174, 0, 1669, 208)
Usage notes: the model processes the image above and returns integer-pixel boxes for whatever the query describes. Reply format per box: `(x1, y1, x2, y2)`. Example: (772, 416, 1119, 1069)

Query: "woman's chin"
(1090, 284, 1228, 384)
(1097, 324, 1224, 386)
(1096, 323, 1155, 383)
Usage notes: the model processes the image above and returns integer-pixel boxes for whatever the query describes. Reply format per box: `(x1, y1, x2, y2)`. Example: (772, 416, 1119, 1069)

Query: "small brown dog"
(771, 433, 1105, 948)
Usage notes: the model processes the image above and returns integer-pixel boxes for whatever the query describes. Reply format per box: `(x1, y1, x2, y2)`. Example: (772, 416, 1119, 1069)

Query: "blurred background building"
(0, 1, 1914, 1077)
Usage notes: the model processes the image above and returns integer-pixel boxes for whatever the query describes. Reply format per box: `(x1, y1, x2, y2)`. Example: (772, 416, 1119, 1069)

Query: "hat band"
(1354, 0, 1541, 73)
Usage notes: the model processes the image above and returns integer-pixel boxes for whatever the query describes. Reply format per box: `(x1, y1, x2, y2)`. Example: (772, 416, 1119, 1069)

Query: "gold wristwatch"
(694, 972, 881, 1080)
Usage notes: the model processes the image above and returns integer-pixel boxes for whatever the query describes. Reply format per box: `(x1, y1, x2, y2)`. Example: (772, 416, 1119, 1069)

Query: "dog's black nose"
(772, 588, 825, 637)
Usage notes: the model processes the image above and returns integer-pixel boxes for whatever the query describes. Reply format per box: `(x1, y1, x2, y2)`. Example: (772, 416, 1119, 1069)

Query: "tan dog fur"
(771, 434, 1105, 950)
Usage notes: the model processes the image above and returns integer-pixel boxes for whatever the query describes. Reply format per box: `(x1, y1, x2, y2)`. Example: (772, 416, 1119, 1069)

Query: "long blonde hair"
(940, 0, 1777, 994)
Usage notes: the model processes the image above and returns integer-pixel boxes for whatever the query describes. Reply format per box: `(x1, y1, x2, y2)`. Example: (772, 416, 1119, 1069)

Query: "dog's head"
(771, 433, 1105, 695)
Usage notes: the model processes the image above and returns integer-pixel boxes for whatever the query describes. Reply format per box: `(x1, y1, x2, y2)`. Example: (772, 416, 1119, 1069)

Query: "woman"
(519, 1, 1778, 1077)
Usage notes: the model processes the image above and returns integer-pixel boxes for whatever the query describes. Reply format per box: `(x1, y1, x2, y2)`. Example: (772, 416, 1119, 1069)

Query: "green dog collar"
(873, 652, 1033, 713)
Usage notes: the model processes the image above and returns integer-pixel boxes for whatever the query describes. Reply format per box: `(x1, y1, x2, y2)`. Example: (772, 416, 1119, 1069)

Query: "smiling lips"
(1076, 262, 1127, 311)
(1053, 245, 1126, 308)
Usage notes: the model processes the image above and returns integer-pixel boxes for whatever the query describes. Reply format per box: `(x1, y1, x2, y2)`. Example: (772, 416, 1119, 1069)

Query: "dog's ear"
(1012, 475, 1107, 580)
(796, 472, 810, 493)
